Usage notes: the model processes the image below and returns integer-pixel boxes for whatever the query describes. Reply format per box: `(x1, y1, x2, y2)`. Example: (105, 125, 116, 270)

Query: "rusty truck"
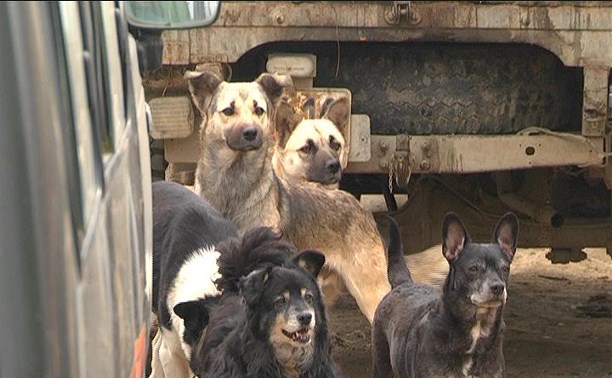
(145, 1, 612, 262)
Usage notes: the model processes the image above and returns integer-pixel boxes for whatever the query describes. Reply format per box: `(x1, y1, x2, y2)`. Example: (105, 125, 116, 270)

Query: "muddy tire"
(234, 42, 583, 135)
(317, 43, 583, 135)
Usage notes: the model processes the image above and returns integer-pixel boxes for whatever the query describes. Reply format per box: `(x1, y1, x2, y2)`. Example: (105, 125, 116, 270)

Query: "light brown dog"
(272, 97, 448, 301)
(272, 97, 349, 188)
(186, 70, 390, 323)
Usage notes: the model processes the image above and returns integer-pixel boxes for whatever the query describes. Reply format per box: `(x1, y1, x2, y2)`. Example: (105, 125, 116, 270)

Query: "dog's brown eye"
(254, 106, 265, 116)
(299, 140, 315, 154)
(468, 265, 479, 272)
(330, 137, 341, 151)
(304, 293, 314, 304)
(274, 297, 286, 310)
(221, 107, 235, 116)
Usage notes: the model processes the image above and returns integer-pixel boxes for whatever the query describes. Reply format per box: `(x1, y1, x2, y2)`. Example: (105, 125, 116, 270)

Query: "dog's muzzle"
(282, 327, 311, 344)
(471, 282, 507, 308)
(326, 159, 340, 175)
(281, 311, 315, 344)
(308, 159, 342, 185)
(297, 312, 312, 326)
(225, 125, 263, 151)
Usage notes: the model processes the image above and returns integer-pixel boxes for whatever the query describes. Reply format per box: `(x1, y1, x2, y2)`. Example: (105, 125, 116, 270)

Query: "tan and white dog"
(186, 70, 390, 323)
(272, 97, 447, 302)
(272, 97, 349, 188)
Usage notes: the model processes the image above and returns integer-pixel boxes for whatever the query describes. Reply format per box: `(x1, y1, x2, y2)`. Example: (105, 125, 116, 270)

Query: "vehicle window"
(49, 3, 86, 250)
(100, 2, 126, 146)
(79, 2, 114, 156)
(58, 2, 101, 229)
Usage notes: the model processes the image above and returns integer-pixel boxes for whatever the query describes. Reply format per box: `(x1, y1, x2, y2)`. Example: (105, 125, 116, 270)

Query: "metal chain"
(388, 154, 413, 194)
(395, 154, 404, 188)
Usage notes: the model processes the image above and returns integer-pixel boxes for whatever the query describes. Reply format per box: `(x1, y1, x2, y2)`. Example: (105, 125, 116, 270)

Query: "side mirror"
(124, 1, 220, 30)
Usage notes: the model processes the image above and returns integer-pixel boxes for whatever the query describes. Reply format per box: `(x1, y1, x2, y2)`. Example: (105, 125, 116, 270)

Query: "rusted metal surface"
(162, 1, 612, 67)
(348, 114, 371, 163)
(161, 30, 190, 65)
(345, 134, 605, 174)
(582, 67, 610, 137)
(153, 1, 612, 182)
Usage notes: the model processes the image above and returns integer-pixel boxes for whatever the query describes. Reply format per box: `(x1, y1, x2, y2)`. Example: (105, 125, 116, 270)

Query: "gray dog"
(373, 213, 519, 377)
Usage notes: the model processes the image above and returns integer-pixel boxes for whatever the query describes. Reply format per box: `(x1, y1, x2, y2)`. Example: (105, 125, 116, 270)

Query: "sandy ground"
(329, 248, 612, 377)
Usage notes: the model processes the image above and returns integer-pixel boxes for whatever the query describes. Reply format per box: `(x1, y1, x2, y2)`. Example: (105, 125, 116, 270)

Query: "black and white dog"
(185, 227, 341, 378)
(372, 213, 519, 378)
(149, 180, 238, 378)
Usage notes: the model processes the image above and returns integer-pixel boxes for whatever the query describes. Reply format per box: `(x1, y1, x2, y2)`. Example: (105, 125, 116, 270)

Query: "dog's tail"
(387, 216, 413, 288)
(215, 227, 296, 293)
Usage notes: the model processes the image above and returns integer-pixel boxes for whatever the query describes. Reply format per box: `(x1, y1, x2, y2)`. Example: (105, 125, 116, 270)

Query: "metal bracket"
(384, 1, 416, 25)
(388, 135, 412, 191)
(346, 134, 605, 175)
(582, 67, 609, 137)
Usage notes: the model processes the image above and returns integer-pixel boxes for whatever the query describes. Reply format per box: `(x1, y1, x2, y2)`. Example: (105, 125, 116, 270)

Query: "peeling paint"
(161, 2, 612, 67)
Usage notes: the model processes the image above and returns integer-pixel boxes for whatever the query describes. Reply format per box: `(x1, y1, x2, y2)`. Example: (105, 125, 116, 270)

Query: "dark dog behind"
(372, 213, 519, 378)
(150, 180, 238, 377)
(185, 228, 340, 378)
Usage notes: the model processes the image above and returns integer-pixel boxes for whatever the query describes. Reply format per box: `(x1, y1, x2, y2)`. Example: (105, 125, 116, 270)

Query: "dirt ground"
(329, 247, 612, 377)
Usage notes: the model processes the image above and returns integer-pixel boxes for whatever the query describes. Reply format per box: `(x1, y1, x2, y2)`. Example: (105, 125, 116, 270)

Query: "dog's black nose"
(491, 283, 505, 295)
(326, 160, 340, 174)
(243, 127, 258, 141)
(297, 312, 312, 325)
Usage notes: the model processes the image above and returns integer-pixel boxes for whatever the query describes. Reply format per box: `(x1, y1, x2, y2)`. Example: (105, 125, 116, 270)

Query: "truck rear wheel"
(233, 42, 583, 135)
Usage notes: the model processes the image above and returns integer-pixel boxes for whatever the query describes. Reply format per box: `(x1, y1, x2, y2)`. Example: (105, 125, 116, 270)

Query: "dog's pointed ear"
(274, 101, 300, 148)
(292, 250, 326, 278)
(256, 73, 293, 106)
(173, 299, 211, 341)
(240, 267, 271, 307)
(322, 96, 350, 134)
(492, 212, 519, 261)
(184, 70, 223, 115)
(442, 212, 470, 262)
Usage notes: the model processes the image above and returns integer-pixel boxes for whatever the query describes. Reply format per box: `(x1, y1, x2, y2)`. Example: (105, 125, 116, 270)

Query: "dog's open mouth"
(282, 327, 311, 344)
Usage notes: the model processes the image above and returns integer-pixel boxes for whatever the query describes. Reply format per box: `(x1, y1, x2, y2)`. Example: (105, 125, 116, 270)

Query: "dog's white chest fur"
(467, 319, 491, 354)
(167, 247, 221, 358)
(462, 309, 495, 376)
